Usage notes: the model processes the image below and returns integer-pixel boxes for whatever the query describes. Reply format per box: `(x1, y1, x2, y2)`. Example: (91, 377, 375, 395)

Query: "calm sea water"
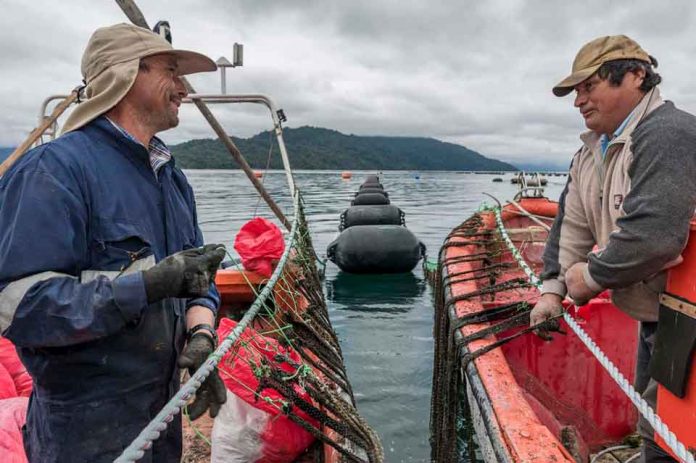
(185, 169, 566, 463)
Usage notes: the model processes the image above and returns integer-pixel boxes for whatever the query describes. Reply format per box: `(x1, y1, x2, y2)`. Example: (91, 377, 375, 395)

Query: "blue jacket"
(0, 116, 219, 462)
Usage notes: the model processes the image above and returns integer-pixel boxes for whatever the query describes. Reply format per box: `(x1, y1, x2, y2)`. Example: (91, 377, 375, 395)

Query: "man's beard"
(142, 107, 179, 134)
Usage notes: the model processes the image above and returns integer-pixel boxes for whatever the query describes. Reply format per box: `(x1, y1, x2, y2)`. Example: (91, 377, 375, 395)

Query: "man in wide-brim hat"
(531, 35, 696, 462)
(0, 23, 228, 462)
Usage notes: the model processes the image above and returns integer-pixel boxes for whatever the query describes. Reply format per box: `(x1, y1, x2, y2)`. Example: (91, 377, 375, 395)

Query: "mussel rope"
(115, 192, 376, 462)
(494, 206, 695, 463)
(114, 192, 302, 463)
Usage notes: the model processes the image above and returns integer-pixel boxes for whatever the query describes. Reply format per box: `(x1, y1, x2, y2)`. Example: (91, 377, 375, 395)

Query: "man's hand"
(530, 293, 564, 340)
(178, 333, 227, 420)
(566, 262, 601, 306)
(143, 244, 226, 303)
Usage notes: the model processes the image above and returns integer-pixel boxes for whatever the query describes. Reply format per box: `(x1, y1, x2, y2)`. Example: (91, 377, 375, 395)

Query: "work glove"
(143, 244, 226, 303)
(178, 333, 227, 420)
(529, 293, 564, 341)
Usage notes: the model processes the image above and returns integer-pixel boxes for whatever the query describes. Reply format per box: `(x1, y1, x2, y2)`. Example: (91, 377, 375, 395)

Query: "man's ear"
(631, 68, 646, 89)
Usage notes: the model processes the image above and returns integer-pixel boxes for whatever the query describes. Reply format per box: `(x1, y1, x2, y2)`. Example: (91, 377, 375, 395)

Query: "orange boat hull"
(655, 220, 696, 459)
(433, 197, 639, 462)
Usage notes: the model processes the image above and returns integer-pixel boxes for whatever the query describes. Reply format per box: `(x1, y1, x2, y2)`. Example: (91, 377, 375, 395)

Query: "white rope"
(590, 445, 632, 463)
(494, 207, 694, 463)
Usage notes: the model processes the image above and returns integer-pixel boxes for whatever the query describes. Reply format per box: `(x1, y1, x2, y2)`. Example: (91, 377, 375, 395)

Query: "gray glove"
(178, 333, 227, 420)
(143, 244, 226, 303)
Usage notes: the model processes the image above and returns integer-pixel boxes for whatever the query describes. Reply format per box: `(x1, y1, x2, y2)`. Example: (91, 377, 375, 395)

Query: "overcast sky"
(2, 0, 695, 166)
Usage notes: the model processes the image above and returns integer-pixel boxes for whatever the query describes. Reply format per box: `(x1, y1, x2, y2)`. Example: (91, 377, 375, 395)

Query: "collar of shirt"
(105, 117, 172, 175)
(600, 108, 636, 158)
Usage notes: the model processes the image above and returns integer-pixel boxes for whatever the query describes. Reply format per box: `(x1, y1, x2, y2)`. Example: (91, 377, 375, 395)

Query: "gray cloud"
(2, 0, 696, 166)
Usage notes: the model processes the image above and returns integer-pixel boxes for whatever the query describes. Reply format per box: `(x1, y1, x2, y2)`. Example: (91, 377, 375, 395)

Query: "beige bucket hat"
(553, 35, 652, 97)
(62, 23, 216, 134)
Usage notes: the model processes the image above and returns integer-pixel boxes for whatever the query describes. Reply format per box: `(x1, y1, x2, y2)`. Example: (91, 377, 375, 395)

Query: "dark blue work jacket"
(0, 117, 219, 462)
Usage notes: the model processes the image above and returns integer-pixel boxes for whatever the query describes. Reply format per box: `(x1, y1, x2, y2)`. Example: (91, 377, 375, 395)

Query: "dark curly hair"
(596, 57, 662, 92)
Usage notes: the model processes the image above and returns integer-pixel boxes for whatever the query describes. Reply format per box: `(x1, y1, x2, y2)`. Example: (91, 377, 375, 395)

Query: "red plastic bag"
(0, 397, 28, 463)
(0, 338, 32, 397)
(211, 318, 316, 463)
(233, 218, 285, 278)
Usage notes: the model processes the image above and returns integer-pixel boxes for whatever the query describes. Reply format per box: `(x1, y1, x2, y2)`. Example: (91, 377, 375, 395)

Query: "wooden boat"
(430, 196, 643, 462)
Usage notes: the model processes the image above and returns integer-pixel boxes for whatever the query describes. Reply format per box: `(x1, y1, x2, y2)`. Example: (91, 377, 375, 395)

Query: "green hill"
(171, 126, 516, 171)
(0, 147, 12, 163)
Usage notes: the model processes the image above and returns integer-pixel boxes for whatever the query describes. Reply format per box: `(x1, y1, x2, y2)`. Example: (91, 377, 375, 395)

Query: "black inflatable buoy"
(328, 175, 424, 273)
(327, 225, 424, 273)
(355, 187, 388, 197)
(340, 205, 404, 230)
(359, 183, 384, 191)
(352, 193, 390, 206)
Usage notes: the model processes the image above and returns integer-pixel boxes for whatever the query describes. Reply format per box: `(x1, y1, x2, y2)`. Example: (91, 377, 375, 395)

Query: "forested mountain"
(171, 126, 517, 171)
(0, 148, 12, 163)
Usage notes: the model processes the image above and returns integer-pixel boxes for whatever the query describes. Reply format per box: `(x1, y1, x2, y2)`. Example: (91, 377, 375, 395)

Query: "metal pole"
(114, 0, 291, 230)
(220, 66, 226, 94)
(181, 94, 297, 199)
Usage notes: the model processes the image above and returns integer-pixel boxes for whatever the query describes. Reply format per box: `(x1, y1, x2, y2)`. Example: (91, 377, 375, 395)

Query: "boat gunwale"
(440, 202, 575, 462)
(441, 258, 514, 462)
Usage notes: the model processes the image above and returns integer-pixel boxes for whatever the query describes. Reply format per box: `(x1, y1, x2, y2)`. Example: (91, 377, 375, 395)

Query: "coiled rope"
(494, 206, 694, 463)
(114, 192, 301, 463)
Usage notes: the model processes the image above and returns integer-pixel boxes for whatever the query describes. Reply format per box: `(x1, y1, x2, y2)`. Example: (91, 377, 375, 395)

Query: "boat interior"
(440, 198, 640, 462)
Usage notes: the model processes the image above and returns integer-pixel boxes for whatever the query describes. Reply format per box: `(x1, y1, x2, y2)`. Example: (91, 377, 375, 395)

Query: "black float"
(328, 176, 425, 273)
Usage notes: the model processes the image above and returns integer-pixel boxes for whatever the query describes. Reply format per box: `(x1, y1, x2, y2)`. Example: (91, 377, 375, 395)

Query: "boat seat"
(506, 226, 548, 242)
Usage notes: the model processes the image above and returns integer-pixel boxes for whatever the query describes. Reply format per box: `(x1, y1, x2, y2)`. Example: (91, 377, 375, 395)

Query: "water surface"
(186, 169, 566, 462)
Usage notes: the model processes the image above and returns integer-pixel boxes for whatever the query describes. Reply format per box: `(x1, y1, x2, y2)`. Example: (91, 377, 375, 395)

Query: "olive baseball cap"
(62, 23, 216, 134)
(553, 35, 652, 97)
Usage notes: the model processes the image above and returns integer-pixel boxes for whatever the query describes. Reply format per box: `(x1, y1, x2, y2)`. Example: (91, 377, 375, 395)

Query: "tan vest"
(559, 88, 665, 321)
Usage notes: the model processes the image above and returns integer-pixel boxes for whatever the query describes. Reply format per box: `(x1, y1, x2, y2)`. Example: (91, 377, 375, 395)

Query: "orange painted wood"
(655, 220, 696, 459)
(215, 268, 266, 304)
(441, 200, 640, 461)
(446, 208, 573, 462)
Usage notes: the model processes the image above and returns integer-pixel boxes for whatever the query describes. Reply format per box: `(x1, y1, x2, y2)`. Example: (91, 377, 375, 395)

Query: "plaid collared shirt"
(105, 117, 172, 175)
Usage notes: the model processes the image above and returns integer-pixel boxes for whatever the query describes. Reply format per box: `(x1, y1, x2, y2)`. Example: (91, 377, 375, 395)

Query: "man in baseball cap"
(0, 24, 227, 462)
(531, 34, 696, 462)
(552, 35, 657, 97)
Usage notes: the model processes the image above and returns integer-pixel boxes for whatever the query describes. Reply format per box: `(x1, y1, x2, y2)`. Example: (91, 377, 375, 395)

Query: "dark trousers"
(635, 322, 678, 463)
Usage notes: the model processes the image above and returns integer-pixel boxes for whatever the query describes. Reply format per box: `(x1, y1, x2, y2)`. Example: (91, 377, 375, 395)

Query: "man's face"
(129, 54, 187, 133)
(573, 69, 645, 136)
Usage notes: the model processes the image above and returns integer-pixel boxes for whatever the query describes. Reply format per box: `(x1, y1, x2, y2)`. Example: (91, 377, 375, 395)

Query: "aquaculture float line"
(494, 207, 694, 463)
(114, 192, 301, 463)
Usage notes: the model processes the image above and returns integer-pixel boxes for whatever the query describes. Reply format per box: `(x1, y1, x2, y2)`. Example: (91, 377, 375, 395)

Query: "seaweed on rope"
(429, 210, 541, 462)
(215, 193, 383, 463)
(116, 192, 383, 463)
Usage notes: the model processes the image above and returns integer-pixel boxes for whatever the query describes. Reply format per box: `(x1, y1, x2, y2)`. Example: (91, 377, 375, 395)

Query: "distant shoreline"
(180, 168, 570, 174)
